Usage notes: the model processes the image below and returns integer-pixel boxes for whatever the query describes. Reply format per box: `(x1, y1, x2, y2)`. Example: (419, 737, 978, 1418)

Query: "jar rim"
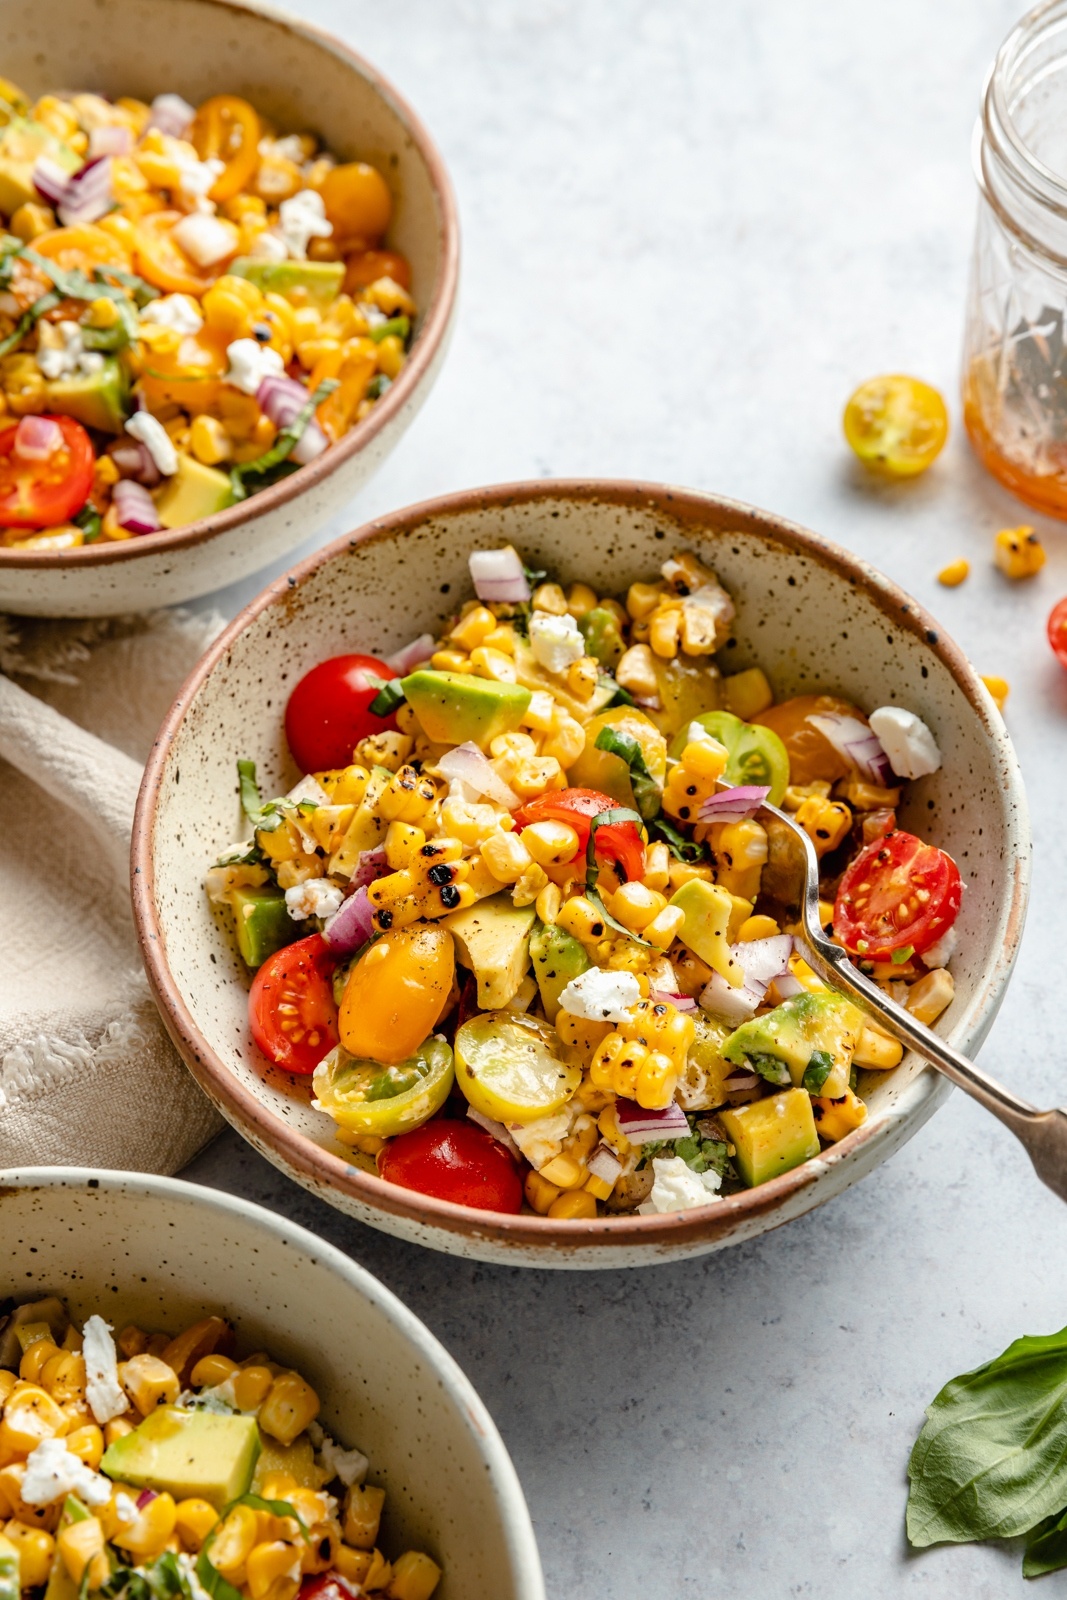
(986, 0, 1067, 206)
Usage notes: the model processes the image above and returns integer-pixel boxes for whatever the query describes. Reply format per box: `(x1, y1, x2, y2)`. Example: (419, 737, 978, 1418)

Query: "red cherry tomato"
(284, 654, 398, 772)
(249, 933, 339, 1075)
(300, 1577, 359, 1600)
(1049, 597, 1067, 670)
(378, 1120, 523, 1212)
(512, 787, 645, 883)
(833, 830, 962, 961)
(0, 415, 94, 529)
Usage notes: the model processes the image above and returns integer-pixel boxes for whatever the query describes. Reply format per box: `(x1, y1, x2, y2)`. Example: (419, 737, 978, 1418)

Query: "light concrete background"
(184, 1, 1067, 1594)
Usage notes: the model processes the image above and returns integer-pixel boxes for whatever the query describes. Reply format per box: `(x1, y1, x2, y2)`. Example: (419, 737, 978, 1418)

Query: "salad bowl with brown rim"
(131, 480, 1030, 1268)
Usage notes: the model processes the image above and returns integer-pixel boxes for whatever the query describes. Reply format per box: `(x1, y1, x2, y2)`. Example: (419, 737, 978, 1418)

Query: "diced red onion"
(322, 884, 374, 955)
(147, 93, 195, 138)
(110, 439, 162, 487)
(466, 1106, 520, 1156)
(697, 784, 770, 824)
(724, 1069, 760, 1091)
(438, 741, 519, 809)
(257, 373, 330, 465)
(809, 713, 892, 786)
(290, 419, 329, 465)
(587, 1144, 622, 1185)
(43, 156, 114, 226)
(633, 694, 662, 712)
(649, 989, 697, 1012)
(112, 478, 161, 535)
(32, 156, 70, 207)
(135, 1489, 158, 1510)
(615, 1097, 689, 1144)
(385, 634, 435, 674)
(734, 934, 793, 988)
(89, 124, 133, 159)
(13, 415, 64, 461)
(468, 547, 531, 604)
(350, 847, 390, 890)
(699, 971, 763, 1023)
(772, 973, 806, 999)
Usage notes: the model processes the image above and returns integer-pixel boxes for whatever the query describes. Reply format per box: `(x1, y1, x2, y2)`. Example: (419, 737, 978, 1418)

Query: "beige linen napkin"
(0, 610, 224, 1170)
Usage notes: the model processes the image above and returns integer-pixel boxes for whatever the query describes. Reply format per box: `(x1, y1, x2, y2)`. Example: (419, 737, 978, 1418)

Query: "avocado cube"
(667, 879, 744, 986)
(719, 1088, 820, 1187)
(155, 454, 234, 529)
(444, 893, 536, 1009)
(231, 885, 297, 970)
(229, 257, 345, 310)
(723, 991, 862, 1099)
(577, 606, 625, 669)
(100, 1408, 260, 1511)
(529, 922, 589, 1021)
(0, 118, 79, 216)
(47, 356, 130, 435)
(401, 670, 531, 751)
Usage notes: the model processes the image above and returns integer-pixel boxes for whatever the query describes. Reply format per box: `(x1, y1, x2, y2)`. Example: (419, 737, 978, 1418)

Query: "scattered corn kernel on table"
(184, 0, 1067, 1594)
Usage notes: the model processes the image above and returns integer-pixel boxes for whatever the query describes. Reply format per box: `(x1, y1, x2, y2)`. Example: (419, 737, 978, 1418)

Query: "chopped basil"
(236, 759, 285, 833)
(522, 564, 548, 588)
(749, 1052, 791, 1087)
(368, 314, 410, 343)
(802, 1049, 835, 1093)
(368, 678, 406, 717)
(229, 378, 339, 502)
(366, 374, 391, 399)
(599, 674, 635, 708)
(647, 814, 707, 864)
(197, 1493, 309, 1600)
(0, 288, 62, 358)
(593, 725, 661, 820)
(73, 504, 103, 543)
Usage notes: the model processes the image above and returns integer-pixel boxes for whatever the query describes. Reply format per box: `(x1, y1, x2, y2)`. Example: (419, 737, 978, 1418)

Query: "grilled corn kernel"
(811, 1086, 868, 1142)
(58, 1517, 107, 1586)
(104, 1418, 135, 1447)
(9, 201, 54, 242)
(709, 817, 768, 900)
(531, 581, 568, 615)
(648, 605, 683, 659)
(937, 558, 970, 587)
(343, 1486, 385, 1551)
(512, 862, 549, 907)
(722, 666, 774, 719)
(354, 731, 413, 773)
(994, 525, 1045, 579)
(738, 914, 779, 942)
(4, 1521, 53, 1586)
(385, 821, 427, 870)
(565, 657, 599, 700)
(852, 1023, 904, 1070)
(190, 414, 233, 466)
(520, 820, 580, 867)
(0, 1386, 65, 1455)
(534, 881, 563, 924)
(540, 708, 585, 768)
(113, 1493, 177, 1557)
(40, 1351, 86, 1402)
(523, 1170, 561, 1215)
(118, 1354, 180, 1415)
(335, 1546, 372, 1585)
(566, 582, 598, 618)
(793, 795, 851, 858)
(907, 967, 954, 1025)
(982, 674, 1009, 711)
(615, 644, 659, 700)
(231, 1365, 274, 1413)
(555, 894, 608, 945)
(190, 1354, 238, 1389)
(481, 831, 532, 883)
(205, 1505, 258, 1577)
(449, 605, 496, 651)
(643, 905, 686, 950)
(429, 650, 470, 674)
(608, 882, 666, 932)
(469, 645, 517, 683)
(0, 1373, 15, 1407)
(547, 1190, 598, 1220)
(626, 581, 664, 621)
(20, 1339, 61, 1383)
(246, 1540, 302, 1600)
(258, 1372, 320, 1446)
(175, 1499, 219, 1551)
(661, 736, 729, 822)
(511, 756, 562, 799)
(64, 1424, 104, 1470)
(386, 1550, 442, 1600)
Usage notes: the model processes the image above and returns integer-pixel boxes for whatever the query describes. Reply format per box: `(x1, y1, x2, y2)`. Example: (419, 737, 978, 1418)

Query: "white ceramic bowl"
(0, 1167, 544, 1600)
(0, 0, 458, 618)
(132, 480, 1031, 1269)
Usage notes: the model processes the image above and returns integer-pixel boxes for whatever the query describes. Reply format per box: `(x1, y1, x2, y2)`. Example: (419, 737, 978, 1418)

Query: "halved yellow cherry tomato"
(312, 1036, 454, 1137)
(319, 162, 392, 243)
(138, 327, 228, 413)
(569, 708, 667, 809)
(134, 212, 215, 296)
(33, 224, 132, 275)
(454, 1012, 581, 1126)
(843, 374, 949, 477)
(338, 925, 454, 1064)
(190, 95, 260, 202)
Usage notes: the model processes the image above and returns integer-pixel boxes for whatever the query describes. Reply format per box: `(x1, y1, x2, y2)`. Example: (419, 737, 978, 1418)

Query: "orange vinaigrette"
(962, 354, 1067, 519)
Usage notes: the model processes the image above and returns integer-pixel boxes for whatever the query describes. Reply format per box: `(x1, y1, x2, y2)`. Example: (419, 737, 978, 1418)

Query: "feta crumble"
(528, 611, 585, 675)
(21, 1437, 112, 1507)
(285, 878, 344, 922)
(922, 926, 958, 968)
(172, 212, 238, 268)
(35, 321, 105, 381)
(868, 706, 941, 780)
(248, 231, 289, 263)
(224, 337, 285, 395)
(558, 967, 640, 1022)
(507, 1107, 574, 1171)
(277, 189, 332, 259)
(637, 1156, 722, 1215)
(125, 412, 178, 477)
(174, 147, 225, 212)
(82, 1315, 127, 1424)
(140, 293, 203, 335)
(311, 1425, 369, 1488)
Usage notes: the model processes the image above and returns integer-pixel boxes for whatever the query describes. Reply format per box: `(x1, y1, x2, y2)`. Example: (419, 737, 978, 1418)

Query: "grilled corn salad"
(0, 1296, 440, 1600)
(206, 546, 963, 1219)
(0, 82, 413, 550)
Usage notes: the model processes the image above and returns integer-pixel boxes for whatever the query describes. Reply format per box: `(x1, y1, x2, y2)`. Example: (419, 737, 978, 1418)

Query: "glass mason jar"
(963, 0, 1067, 517)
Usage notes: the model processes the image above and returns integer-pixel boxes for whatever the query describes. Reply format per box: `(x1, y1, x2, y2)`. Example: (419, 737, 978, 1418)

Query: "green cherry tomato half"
(669, 710, 790, 804)
(312, 1036, 454, 1137)
(454, 1012, 581, 1126)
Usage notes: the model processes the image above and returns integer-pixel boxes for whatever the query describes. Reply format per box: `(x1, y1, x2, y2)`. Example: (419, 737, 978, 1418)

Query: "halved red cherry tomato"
(299, 1577, 358, 1600)
(511, 787, 645, 883)
(249, 933, 339, 1075)
(285, 653, 398, 772)
(1049, 597, 1067, 670)
(377, 1120, 523, 1213)
(0, 415, 94, 529)
(833, 830, 962, 961)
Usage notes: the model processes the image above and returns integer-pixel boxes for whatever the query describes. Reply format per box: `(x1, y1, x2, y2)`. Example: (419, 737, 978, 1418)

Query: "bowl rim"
(0, 1164, 547, 1600)
(0, 0, 460, 571)
(131, 477, 1032, 1257)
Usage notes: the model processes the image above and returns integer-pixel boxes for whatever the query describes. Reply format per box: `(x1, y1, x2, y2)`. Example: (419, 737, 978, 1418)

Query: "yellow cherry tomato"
(138, 327, 228, 414)
(338, 925, 454, 1064)
(312, 1036, 454, 1137)
(843, 374, 949, 477)
(319, 162, 392, 244)
(568, 708, 667, 808)
(190, 95, 261, 202)
(33, 224, 132, 274)
(454, 1012, 581, 1126)
(134, 213, 216, 296)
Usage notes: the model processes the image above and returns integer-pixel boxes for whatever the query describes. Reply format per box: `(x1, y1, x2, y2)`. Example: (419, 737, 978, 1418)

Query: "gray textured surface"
(185, 1, 1067, 1594)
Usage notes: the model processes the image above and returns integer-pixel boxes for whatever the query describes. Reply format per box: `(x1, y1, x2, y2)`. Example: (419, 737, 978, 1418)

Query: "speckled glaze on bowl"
(132, 481, 1031, 1269)
(0, 1167, 544, 1600)
(0, 0, 458, 619)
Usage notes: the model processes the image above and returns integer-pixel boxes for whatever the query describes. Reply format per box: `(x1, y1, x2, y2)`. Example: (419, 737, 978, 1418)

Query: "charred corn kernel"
(317, 765, 370, 806)
(642, 840, 671, 892)
(718, 667, 772, 721)
(189, 1354, 239, 1389)
(40, 1352, 86, 1402)
(449, 605, 496, 651)
(994, 525, 1045, 579)
(387, 1549, 442, 1600)
(118, 1354, 180, 1415)
(811, 1086, 868, 1142)
(355, 731, 413, 773)
(642, 905, 686, 950)
(481, 624, 516, 655)
(834, 776, 900, 810)
(64, 1424, 104, 1469)
(104, 1418, 135, 1446)
(489, 729, 536, 762)
(362, 1549, 393, 1591)
(907, 967, 954, 1025)
(709, 818, 768, 900)
(258, 1372, 320, 1447)
(469, 646, 517, 683)
(258, 1474, 299, 1503)
(9, 201, 54, 242)
(378, 764, 438, 825)
(626, 581, 664, 621)
(521, 690, 557, 733)
(4, 1520, 53, 1586)
(512, 862, 549, 907)
(343, 1486, 385, 1550)
(565, 657, 599, 700)
(783, 780, 831, 810)
(335, 1546, 372, 1585)
(520, 820, 580, 867)
(58, 1516, 107, 1586)
(190, 414, 233, 466)
(938, 558, 970, 587)
(547, 1190, 598, 1221)
(0, 1467, 25, 1523)
(556, 1012, 613, 1066)
(20, 1339, 61, 1383)
(648, 605, 683, 659)
(661, 736, 729, 822)
(737, 914, 779, 942)
(556, 894, 608, 945)
(534, 881, 562, 924)
(0, 1373, 15, 1406)
(540, 708, 585, 768)
(982, 674, 1010, 711)
(608, 882, 666, 932)
(511, 756, 563, 799)
(615, 644, 659, 700)
(482, 831, 532, 883)
(246, 1540, 302, 1600)
(590, 999, 695, 1109)
(438, 796, 503, 848)
(174, 1499, 219, 1551)
(385, 821, 427, 870)
(375, 335, 406, 380)
(204, 1505, 258, 1576)
(531, 581, 568, 615)
(114, 1492, 177, 1557)
(793, 795, 851, 858)
(523, 1169, 561, 1215)
(538, 1152, 587, 1189)
(852, 1023, 904, 1070)
(429, 650, 470, 673)
(0, 1386, 65, 1454)
(231, 1365, 274, 1412)
(566, 582, 598, 618)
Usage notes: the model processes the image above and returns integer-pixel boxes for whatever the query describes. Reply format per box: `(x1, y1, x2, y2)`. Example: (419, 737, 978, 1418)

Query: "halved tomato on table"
(249, 933, 339, 1075)
(833, 830, 962, 961)
(511, 787, 645, 882)
(0, 414, 93, 529)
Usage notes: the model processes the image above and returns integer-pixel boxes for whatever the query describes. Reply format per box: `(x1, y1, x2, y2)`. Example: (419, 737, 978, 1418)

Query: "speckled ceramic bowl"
(0, 1167, 544, 1600)
(132, 481, 1031, 1269)
(0, 0, 458, 619)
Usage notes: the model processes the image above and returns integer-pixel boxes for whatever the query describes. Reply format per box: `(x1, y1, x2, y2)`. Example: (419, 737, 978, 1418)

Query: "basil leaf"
(73, 504, 103, 543)
(598, 675, 635, 708)
(1024, 1507, 1067, 1578)
(197, 1492, 309, 1600)
(907, 1326, 1067, 1545)
(593, 726, 661, 821)
(196, 1549, 243, 1600)
(368, 678, 406, 717)
(93, 262, 160, 308)
(522, 564, 547, 588)
(749, 1052, 791, 1087)
(647, 815, 706, 864)
(0, 288, 61, 357)
(802, 1049, 834, 1093)
(584, 805, 644, 889)
(227, 1493, 309, 1539)
(236, 759, 285, 833)
(229, 378, 339, 502)
(585, 885, 649, 946)
(366, 373, 391, 400)
(146, 1552, 190, 1600)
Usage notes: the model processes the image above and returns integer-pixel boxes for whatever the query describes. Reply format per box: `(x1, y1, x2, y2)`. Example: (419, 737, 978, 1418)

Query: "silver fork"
(755, 797, 1067, 1202)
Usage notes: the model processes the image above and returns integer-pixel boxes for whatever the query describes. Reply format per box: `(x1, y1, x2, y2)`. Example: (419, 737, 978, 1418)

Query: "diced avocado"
(668, 879, 744, 986)
(722, 991, 863, 1100)
(443, 892, 536, 1009)
(330, 766, 393, 875)
(529, 922, 589, 1021)
(401, 670, 531, 750)
(43, 1498, 91, 1600)
(679, 1012, 735, 1110)
(252, 1433, 329, 1492)
(231, 885, 297, 970)
(578, 606, 625, 669)
(719, 1088, 820, 1187)
(0, 118, 79, 216)
(155, 454, 234, 530)
(0, 1533, 19, 1600)
(100, 1407, 260, 1511)
(229, 256, 345, 310)
(47, 355, 130, 434)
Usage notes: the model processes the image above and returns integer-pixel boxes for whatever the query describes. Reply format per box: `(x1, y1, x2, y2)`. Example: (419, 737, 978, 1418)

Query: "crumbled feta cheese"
(113, 1492, 139, 1526)
(125, 412, 178, 477)
(559, 967, 640, 1022)
(922, 926, 958, 969)
(172, 212, 238, 267)
(868, 706, 942, 780)
(176, 1553, 215, 1600)
(224, 337, 285, 395)
(262, 134, 308, 164)
(637, 1156, 722, 1215)
(277, 189, 332, 259)
(35, 320, 103, 381)
(507, 1107, 574, 1171)
(140, 293, 203, 335)
(316, 1428, 369, 1488)
(529, 611, 585, 675)
(147, 94, 195, 138)
(21, 1437, 112, 1507)
(249, 230, 289, 263)
(173, 147, 225, 212)
(82, 1315, 127, 1424)
(285, 878, 344, 922)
